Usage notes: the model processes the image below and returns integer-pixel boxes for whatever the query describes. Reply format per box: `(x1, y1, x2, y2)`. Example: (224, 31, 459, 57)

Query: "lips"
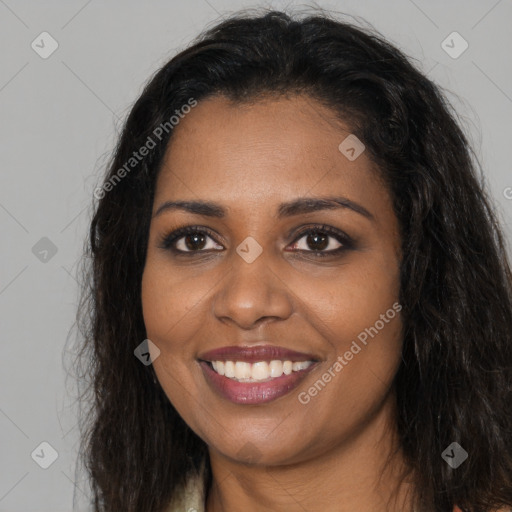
(197, 344, 321, 404)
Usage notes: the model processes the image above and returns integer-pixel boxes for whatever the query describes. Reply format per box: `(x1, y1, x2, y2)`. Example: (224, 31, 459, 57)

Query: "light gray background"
(1, 1, 511, 511)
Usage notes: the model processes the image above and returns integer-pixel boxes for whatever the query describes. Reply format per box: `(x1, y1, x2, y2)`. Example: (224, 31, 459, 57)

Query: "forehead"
(155, 94, 388, 221)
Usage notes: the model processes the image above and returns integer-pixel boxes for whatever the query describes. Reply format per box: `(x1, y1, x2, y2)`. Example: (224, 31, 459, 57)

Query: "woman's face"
(141, 94, 403, 465)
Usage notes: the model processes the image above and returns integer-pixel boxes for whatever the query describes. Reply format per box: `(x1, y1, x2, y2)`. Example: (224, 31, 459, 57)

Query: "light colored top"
(164, 459, 206, 512)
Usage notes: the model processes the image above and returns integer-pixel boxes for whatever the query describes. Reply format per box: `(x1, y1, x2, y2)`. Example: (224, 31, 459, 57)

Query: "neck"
(205, 392, 416, 512)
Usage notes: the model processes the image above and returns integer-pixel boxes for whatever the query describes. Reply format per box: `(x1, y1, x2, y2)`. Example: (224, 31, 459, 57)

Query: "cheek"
(300, 257, 401, 344)
(140, 257, 214, 417)
(292, 257, 403, 415)
(141, 257, 210, 343)
(141, 261, 193, 383)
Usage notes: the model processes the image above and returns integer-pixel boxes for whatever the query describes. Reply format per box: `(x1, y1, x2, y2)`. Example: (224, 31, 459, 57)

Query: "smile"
(199, 359, 318, 404)
(209, 359, 314, 381)
(197, 344, 321, 404)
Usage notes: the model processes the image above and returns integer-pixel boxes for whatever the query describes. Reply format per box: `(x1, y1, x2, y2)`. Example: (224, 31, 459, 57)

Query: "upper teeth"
(210, 360, 313, 381)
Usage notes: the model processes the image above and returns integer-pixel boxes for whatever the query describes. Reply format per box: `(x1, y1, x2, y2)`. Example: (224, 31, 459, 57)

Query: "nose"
(212, 250, 294, 330)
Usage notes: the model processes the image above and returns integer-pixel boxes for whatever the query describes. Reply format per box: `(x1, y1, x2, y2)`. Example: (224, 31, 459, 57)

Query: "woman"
(76, 8, 512, 512)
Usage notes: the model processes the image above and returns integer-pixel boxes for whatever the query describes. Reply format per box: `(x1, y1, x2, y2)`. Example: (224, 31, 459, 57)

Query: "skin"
(141, 94, 413, 511)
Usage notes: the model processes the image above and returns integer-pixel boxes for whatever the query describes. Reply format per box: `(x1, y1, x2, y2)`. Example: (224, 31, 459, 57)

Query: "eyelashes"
(157, 224, 355, 258)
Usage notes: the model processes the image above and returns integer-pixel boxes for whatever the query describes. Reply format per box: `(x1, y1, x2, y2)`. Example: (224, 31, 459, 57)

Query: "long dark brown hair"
(71, 7, 512, 512)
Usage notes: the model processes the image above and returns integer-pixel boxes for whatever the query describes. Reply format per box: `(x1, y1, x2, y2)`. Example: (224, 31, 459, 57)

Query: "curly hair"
(72, 7, 512, 512)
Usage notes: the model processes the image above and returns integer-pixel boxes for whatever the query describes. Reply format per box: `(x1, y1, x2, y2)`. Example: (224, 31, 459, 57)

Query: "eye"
(159, 226, 223, 253)
(287, 225, 352, 256)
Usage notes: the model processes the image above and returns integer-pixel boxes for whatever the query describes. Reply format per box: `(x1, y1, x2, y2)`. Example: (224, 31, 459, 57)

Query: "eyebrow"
(153, 196, 374, 222)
